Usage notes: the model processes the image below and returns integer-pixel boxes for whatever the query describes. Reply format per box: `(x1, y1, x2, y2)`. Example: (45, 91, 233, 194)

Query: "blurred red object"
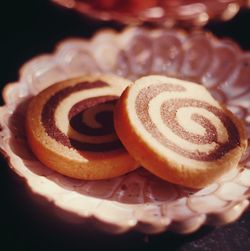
(53, 0, 250, 26)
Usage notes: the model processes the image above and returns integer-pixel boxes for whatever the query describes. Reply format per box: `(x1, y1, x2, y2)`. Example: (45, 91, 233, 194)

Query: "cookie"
(114, 75, 248, 188)
(26, 75, 138, 180)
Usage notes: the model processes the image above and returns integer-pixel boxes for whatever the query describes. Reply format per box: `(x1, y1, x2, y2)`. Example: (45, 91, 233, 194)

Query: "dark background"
(0, 1, 250, 250)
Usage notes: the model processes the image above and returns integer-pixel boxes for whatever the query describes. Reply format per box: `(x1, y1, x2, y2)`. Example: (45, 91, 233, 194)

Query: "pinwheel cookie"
(26, 75, 138, 180)
(114, 75, 247, 188)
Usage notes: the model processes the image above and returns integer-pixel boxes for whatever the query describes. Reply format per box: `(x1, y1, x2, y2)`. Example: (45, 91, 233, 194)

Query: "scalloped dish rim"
(0, 27, 250, 234)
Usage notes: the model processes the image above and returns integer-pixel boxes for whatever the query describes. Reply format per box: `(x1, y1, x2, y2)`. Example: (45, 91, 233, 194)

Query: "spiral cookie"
(114, 75, 248, 188)
(26, 75, 138, 180)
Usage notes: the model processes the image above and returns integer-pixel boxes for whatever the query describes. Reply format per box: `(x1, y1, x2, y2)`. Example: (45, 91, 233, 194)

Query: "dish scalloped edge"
(0, 27, 250, 234)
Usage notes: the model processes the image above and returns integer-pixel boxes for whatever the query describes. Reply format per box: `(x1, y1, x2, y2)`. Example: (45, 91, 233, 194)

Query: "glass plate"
(1, 27, 250, 234)
(52, 0, 250, 27)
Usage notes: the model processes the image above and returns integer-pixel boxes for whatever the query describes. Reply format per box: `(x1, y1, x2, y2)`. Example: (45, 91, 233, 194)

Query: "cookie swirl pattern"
(42, 81, 121, 152)
(114, 76, 247, 188)
(135, 84, 241, 161)
(26, 75, 138, 180)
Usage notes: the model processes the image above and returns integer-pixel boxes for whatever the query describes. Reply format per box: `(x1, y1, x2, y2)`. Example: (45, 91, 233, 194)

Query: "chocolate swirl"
(42, 81, 122, 152)
(135, 83, 241, 161)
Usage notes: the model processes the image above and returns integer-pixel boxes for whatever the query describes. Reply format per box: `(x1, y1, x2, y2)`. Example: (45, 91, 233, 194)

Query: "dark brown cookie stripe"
(135, 83, 241, 161)
(42, 81, 122, 152)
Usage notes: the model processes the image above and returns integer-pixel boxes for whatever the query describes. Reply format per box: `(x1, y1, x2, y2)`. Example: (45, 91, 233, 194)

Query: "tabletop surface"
(0, 1, 250, 250)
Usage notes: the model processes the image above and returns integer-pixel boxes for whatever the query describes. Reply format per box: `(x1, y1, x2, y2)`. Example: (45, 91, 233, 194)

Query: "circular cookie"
(26, 75, 138, 180)
(114, 75, 248, 188)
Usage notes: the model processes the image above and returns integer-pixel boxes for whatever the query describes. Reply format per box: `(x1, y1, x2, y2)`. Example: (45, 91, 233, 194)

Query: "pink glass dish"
(0, 27, 250, 234)
(53, 0, 250, 26)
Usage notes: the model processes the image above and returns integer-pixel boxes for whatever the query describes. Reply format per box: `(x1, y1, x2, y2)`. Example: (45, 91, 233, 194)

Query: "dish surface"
(53, 0, 250, 26)
(0, 27, 250, 234)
